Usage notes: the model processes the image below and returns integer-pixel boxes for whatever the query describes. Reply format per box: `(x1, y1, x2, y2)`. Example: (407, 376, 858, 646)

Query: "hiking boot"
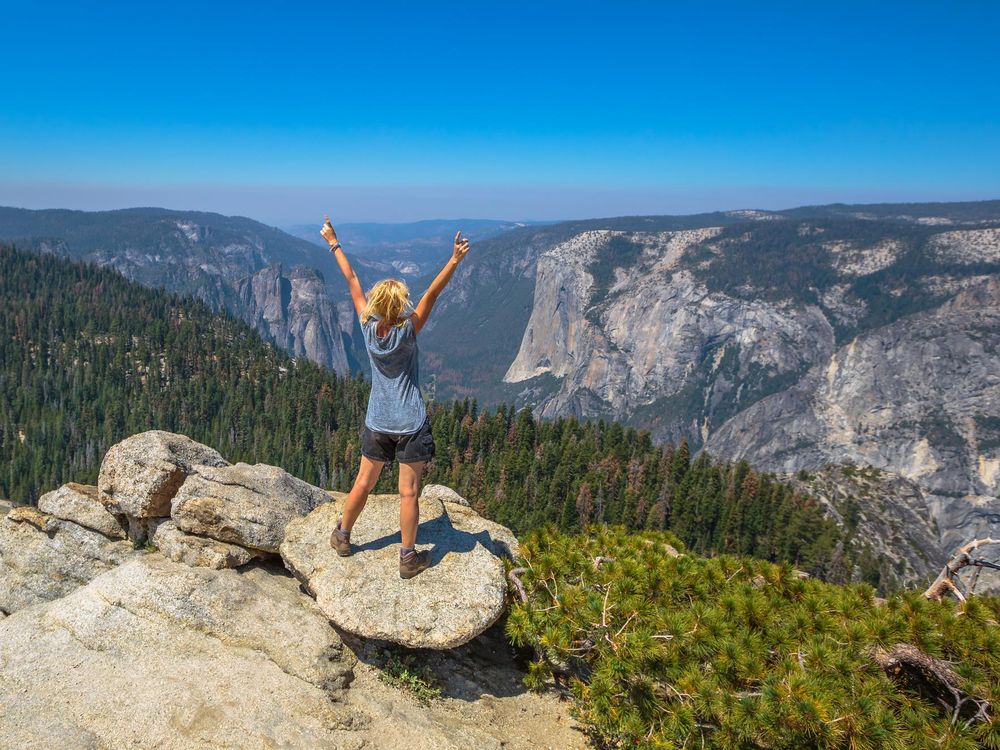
(330, 524, 352, 557)
(399, 549, 431, 579)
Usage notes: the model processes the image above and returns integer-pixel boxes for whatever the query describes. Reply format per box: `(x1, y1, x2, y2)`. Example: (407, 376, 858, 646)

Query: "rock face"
(707, 279, 1000, 555)
(505, 229, 833, 438)
(37, 482, 128, 539)
(238, 264, 350, 374)
(152, 519, 261, 569)
(0, 555, 357, 749)
(787, 466, 952, 589)
(99, 430, 228, 519)
(172, 462, 332, 552)
(0, 506, 134, 614)
(281, 494, 512, 649)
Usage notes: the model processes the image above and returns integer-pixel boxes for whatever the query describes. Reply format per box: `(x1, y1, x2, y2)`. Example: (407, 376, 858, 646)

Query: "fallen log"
(872, 643, 990, 727)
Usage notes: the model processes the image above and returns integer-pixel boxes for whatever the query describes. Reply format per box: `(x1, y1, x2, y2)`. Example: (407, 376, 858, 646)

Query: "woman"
(321, 215, 470, 579)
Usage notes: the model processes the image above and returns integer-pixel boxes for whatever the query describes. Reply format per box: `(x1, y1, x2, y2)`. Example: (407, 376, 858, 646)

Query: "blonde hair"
(362, 278, 412, 326)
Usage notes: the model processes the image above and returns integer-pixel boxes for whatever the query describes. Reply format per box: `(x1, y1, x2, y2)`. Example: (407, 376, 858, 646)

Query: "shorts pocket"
(421, 430, 436, 457)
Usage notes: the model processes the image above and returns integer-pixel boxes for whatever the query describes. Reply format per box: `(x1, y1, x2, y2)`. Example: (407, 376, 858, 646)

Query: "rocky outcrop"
(0, 553, 582, 750)
(96, 430, 320, 559)
(0, 425, 578, 747)
(152, 519, 262, 569)
(0, 556, 357, 749)
(37, 482, 128, 539)
(98, 430, 228, 520)
(0, 505, 134, 614)
(172, 462, 331, 552)
(281, 493, 512, 649)
(237, 264, 349, 374)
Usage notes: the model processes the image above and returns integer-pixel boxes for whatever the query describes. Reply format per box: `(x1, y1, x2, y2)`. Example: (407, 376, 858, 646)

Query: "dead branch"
(508, 567, 529, 603)
(923, 537, 1000, 601)
(871, 643, 991, 726)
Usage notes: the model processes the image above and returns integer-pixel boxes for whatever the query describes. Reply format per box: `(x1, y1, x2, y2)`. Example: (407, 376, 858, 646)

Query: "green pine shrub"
(507, 526, 1000, 749)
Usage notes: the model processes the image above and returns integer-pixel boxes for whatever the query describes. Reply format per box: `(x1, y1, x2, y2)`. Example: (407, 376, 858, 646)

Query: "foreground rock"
(0, 555, 357, 749)
(152, 520, 262, 569)
(172, 462, 331, 552)
(0, 507, 134, 614)
(37, 482, 128, 540)
(281, 494, 512, 649)
(343, 623, 586, 750)
(98, 430, 228, 519)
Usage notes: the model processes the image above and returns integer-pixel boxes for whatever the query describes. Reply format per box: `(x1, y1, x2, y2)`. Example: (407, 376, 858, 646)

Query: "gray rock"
(0, 507, 134, 614)
(421, 484, 470, 507)
(0, 555, 357, 749)
(152, 519, 263, 569)
(280, 493, 510, 649)
(172, 462, 331, 552)
(237, 264, 350, 374)
(98, 430, 229, 519)
(37, 482, 128, 539)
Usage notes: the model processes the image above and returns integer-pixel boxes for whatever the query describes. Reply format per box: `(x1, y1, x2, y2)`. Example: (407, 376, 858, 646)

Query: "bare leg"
(398, 461, 425, 548)
(340, 456, 385, 532)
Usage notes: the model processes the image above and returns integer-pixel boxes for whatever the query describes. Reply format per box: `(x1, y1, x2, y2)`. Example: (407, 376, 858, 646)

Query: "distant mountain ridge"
(284, 218, 545, 279)
(0, 206, 353, 373)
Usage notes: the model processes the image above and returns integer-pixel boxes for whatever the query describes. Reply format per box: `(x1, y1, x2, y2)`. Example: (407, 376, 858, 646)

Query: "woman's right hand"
(453, 231, 470, 263)
(321, 214, 339, 248)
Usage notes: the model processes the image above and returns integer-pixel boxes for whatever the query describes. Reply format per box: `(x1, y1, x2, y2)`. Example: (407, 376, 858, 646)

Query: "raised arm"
(411, 231, 470, 334)
(321, 215, 366, 316)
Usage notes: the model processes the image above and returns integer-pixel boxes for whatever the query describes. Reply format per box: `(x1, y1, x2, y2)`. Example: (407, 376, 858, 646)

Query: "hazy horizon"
(2, 183, 998, 228)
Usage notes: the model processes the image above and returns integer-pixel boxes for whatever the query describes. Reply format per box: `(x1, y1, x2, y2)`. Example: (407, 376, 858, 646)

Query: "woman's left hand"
(321, 215, 339, 247)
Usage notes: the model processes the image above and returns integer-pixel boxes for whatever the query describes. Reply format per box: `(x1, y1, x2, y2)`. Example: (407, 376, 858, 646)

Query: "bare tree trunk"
(923, 537, 1000, 602)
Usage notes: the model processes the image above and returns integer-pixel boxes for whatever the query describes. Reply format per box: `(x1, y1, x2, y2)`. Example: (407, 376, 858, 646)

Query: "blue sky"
(1, 1, 998, 223)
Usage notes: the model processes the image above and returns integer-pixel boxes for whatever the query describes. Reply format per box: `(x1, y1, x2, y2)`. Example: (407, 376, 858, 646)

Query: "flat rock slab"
(0, 555, 357, 749)
(99, 431, 229, 519)
(0, 509, 135, 614)
(281, 494, 511, 649)
(172, 462, 331, 552)
(38, 482, 128, 539)
(152, 520, 263, 569)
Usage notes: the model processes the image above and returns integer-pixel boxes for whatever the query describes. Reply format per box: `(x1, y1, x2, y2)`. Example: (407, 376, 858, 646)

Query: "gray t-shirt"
(362, 316, 427, 434)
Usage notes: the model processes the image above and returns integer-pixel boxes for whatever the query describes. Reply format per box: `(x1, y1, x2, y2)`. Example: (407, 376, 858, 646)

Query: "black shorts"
(361, 417, 436, 464)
